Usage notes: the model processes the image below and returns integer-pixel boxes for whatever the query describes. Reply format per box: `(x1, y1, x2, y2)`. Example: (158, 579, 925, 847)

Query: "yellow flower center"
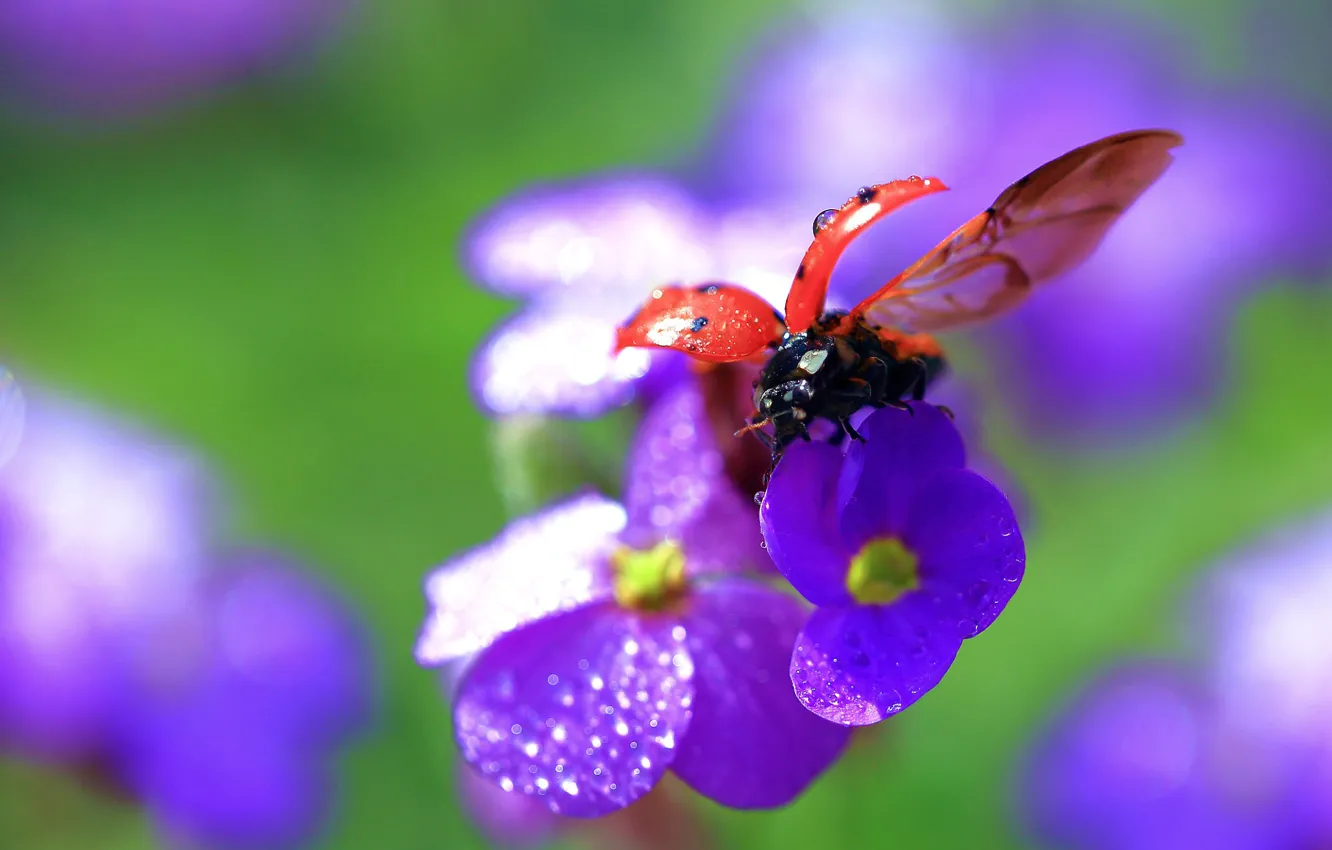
(611, 540, 687, 610)
(846, 537, 919, 604)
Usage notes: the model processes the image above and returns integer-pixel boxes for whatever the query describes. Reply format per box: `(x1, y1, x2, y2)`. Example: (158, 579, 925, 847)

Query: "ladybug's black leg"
(886, 399, 915, 416)
(906, 357, 930, 401)
(861, 357, 890, 402)
(839, 416, 866, 442)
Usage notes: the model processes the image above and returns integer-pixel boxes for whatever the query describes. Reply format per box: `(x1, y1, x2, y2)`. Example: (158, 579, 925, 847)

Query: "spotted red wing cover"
(854, 129, 1183, 332)
(614, 284, 786, 363)
(784, 177, 949, 334)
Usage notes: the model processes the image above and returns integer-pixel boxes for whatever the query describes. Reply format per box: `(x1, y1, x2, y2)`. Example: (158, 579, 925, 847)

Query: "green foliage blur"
(0, 1, 1329, 848)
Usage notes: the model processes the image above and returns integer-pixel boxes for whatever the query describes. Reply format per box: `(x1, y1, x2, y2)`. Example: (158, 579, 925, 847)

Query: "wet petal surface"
(837, 404, 967, 550)
(416, 494, 622, 664)
(670, 580, 850, 807)
(470, 309, 656, 418)
(454, 603, 694, 817)
(622, 383, 766, 577)
(759, 441, 852, 607)
(904, 470, 1025, 636)
(790, 599, 962, 726)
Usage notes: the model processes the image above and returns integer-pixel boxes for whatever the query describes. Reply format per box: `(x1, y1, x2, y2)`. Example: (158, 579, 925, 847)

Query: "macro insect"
(615, 129, 1183, 463)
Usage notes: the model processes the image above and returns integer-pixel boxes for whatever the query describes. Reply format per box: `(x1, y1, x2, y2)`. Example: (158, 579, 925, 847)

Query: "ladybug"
(615, 129, 1182, 462)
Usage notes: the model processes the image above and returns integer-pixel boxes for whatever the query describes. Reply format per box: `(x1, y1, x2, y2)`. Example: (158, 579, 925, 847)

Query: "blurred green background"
(1, 0, 1330, 848)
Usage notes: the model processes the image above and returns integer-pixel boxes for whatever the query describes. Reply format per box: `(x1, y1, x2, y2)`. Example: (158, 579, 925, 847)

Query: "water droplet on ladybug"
(812, 209, 838, 235)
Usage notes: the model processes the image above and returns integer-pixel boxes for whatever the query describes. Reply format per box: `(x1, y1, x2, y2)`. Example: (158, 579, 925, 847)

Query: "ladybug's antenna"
(734, 418, 772, 447)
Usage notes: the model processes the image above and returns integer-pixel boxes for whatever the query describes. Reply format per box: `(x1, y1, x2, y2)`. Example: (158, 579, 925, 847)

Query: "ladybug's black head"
(756, 379, 814, 432)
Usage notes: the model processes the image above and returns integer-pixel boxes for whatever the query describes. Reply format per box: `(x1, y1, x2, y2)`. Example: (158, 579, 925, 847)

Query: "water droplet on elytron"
(0, 368, 25, 470)
(812, 208, 838, 235)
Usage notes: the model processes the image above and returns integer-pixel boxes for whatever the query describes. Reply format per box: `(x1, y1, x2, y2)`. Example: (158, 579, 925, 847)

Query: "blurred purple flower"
(0, 392, 215, 759)
(1019, 510, 1332, 849)
(760, 403, 1024, 725)
(1019, 663, 1303, 850)
(0, 0, 348, 117)
(708, 6, 1332, 440)
(117, 553, 373, 849)
(464, 173, 808, 417)
(1199, 509, 1332, 837)
(417, 382, 850, 816)
(0, 391, 374, 849)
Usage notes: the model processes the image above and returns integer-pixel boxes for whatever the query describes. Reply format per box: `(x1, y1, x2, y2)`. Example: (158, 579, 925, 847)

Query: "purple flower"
(115, 553, 374, 849)
(0, 0, 349, 118)
(1019, 663, 1303, 850)
(759, 403, 1024, 725)
(709, 7, 1332, 440)
(1019, 511, 1332, 849)
(1201, 510, 1332, 751)
(416, 382, 850, 816)
(0, 392, 215, 759)
(464, 172, 809, 417)
(1196, 508, 1332, 839)
(0, 391, 374, 849)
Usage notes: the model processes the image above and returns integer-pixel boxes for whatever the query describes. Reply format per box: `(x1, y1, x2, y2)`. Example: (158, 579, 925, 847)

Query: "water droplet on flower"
(965, 581, 990, 605)
(957, 618, 979, 638)
(812, 208, 838, 234)
(753, 490, 766, 506)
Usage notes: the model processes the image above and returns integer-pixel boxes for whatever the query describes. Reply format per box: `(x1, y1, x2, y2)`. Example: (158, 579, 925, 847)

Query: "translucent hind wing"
(855, 129, 1183, 332)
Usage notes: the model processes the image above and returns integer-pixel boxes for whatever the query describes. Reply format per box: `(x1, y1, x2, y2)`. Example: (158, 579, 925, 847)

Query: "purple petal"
(121, 696, 330, 850)
(705, 9, 988, 211)
(462, 172, 802, 309)
(759, 441, 854, 607)
(470, 309, 657, 418)
(453, 603, 694, 817)
(904, 470, 1024, 637)
(622, 383, 766, 577)
(204, 554, 375, 744)
(0, 392, 215, 758)
(462, 173, 715, 302)
(1018, 663, 1290, 850)
(669, 580, 850, 807)
(0, 0, 348, 118)
(790, 600, 963, 726)
(415, 494, 622, 665)
(836, 404, 966, 551)
(1199, 509, 1332, 751)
